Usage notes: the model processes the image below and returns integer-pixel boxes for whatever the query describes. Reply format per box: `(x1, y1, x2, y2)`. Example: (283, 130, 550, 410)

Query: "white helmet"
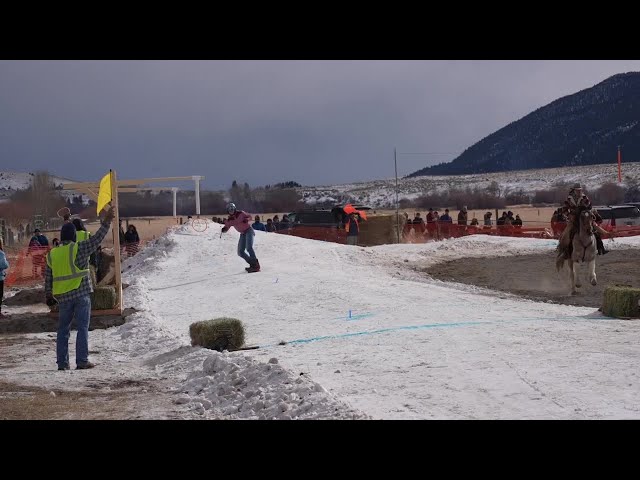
(226, 202, 237, 214)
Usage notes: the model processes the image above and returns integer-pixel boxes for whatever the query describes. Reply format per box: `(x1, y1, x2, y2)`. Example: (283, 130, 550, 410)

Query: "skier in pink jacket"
(221, 202, 261, 272)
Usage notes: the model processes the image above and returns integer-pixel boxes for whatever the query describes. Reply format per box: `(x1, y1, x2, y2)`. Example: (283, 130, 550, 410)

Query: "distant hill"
(0, 171, 76, 201)
(408, 72, 640, 177)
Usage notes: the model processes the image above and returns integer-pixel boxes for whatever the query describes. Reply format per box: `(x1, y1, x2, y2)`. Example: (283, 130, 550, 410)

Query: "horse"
(556, 207, 597, 294)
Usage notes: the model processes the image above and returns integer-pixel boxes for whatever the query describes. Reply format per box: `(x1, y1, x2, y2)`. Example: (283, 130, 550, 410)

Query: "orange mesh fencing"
(4, 245, 50, 288)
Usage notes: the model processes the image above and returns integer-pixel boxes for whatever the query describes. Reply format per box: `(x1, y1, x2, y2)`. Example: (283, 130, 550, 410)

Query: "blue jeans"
(237, 228, 257, 265)
(57, 295, 92, 368)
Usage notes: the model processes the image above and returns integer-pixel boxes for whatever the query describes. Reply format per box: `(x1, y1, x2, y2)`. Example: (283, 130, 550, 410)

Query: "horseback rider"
(558, 183, 609, 257)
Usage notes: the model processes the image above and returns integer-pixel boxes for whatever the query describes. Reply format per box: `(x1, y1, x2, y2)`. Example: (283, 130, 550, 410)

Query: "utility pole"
(618, 145, 622, 183)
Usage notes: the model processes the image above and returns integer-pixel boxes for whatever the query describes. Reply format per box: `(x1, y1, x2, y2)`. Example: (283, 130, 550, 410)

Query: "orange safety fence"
(5, 240, 150, 288)
(402, 222, 640, 243)
(4, 245, 50, 288)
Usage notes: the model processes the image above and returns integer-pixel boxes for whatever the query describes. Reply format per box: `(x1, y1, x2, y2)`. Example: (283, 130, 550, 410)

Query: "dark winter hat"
(60, 223, 77, 242)
(72, 218, 85, 231)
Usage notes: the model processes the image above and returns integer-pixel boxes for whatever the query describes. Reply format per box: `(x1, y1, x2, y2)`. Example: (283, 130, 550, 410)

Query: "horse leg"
(568, 260, 577, 294)
(573, 261, 581, 289)
(589, 258, 597, 286)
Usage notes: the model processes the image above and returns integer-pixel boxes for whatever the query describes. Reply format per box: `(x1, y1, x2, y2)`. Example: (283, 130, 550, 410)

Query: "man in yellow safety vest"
(46, 206, 114, 371)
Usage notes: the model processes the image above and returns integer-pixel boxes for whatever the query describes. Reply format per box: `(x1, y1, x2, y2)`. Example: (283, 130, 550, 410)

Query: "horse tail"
(555, 252, 566, 271)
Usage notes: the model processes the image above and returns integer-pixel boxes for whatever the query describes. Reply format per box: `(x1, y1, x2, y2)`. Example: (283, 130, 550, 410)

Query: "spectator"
(252, 215, 266, 232)
(345, 212, 360, 246)
(412, 213, 425, 234)
(483, 211, 493, 227)
(52, 238, 60, 247)
(27, 233, 48, 278)
(118, 220, 126, 245)
(72, 218, 91, 242)
(45, 207, 114, 370)
(426, 208, 437, 239)
(30, 228, 49, 247)
(470, 217, 479, 226)
(0, 236, 9, 318)
(439, 209, 452, 238)
(265, 218, 276, 232)
(124, 224, 140, 257)
(513, 214, 523, 227)
(221, 202, 260, 272)
(403, 216, 413, 237)
(457, 206, 468, 225)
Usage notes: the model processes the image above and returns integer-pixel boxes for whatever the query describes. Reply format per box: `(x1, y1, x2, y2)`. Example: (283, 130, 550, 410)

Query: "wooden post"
(110, 169, 123, 315)
(618, 145, 622, 183)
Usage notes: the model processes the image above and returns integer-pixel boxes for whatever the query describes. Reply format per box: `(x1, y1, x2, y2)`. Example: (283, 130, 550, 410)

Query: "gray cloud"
(2, 60, 640, 190)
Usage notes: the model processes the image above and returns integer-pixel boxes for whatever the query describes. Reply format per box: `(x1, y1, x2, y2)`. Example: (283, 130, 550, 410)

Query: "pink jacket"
(224, 211, 252, 233)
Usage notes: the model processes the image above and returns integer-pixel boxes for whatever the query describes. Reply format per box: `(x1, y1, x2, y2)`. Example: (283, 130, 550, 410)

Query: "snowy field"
(3, 223, 640, 419)
(3, 162, 639, 209)
(300, 162, 640, 207)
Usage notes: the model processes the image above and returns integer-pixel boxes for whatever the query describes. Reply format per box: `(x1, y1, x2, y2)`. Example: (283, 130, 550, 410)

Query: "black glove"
(46, 295, 58, 307)
(221, 227, 229, 233)
(102, 206, 115, 223)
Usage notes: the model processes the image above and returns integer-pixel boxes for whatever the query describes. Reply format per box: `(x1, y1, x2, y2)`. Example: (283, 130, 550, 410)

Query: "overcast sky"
(2, 60, 640, 190)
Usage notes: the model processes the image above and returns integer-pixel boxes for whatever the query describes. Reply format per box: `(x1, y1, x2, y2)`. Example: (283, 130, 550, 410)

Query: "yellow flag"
(97, 171, 112, 214)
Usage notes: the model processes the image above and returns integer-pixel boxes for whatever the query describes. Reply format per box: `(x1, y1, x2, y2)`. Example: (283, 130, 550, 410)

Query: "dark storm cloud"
(1, 60, 640, 189)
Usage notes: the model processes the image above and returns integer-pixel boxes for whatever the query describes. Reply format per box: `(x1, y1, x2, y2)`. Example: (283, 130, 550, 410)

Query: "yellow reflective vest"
(76, 230, 91, 242)
(46, 242, 89, 295)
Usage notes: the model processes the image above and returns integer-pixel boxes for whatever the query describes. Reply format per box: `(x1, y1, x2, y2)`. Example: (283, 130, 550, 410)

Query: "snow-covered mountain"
(409, 72, 640, 176)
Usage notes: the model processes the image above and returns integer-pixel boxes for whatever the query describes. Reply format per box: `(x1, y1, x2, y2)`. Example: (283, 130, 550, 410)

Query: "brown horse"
(556, 207, 597, 294)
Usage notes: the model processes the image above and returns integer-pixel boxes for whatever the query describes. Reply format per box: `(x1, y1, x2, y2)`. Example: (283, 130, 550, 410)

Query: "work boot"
(247, 260, 260, 273)
(76, 361, 96, 370)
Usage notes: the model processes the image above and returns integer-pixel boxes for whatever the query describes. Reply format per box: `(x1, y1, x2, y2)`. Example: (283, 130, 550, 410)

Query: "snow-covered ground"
(3, 223, 640, 419)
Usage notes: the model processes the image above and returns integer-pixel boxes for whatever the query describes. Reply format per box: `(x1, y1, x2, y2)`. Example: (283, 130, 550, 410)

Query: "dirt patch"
(0, 335, 191, 420)
(3, 287, 44, 306)
(424, 249, 640, 308)
(0, 377, 189, 420)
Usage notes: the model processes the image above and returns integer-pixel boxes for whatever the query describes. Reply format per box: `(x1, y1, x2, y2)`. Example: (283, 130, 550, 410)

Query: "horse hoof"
(591, 278, 597, 286)
(575, 283, 582, 289)
(571, 290, 578, 296)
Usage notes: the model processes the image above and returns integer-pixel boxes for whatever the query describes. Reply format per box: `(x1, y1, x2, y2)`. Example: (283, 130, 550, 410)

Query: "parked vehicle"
(593, 205, 640, 226)
(276, 204, 371, 243)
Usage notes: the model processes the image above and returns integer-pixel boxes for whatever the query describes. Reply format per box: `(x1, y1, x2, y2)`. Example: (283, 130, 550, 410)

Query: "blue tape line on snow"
(261, 320, 491, 348)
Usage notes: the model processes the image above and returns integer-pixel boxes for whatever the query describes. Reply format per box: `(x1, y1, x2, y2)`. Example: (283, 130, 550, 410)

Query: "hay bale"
(189, 317, 246, 351)
(358, 214, 405, 246)
(602, 285, 640, 319)
(97, 250, 115, 286)
(90, 286, 117, 310)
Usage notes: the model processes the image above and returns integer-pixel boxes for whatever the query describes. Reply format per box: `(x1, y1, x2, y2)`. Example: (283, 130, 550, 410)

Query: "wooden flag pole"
(110, 169, 123, 315)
